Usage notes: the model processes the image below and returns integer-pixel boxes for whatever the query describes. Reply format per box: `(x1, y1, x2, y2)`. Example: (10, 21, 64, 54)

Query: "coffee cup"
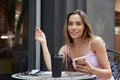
(51, 54, 63, 77)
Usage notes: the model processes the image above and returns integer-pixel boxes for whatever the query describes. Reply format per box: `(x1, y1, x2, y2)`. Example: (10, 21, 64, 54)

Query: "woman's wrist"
(89, 66, 95, 74)
(41, 40, 47, 46)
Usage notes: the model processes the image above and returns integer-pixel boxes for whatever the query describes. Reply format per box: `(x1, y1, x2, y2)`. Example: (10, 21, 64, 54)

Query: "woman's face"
(68, 14, 85, 39)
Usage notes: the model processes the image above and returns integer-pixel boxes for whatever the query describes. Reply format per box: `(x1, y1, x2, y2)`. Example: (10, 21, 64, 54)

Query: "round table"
(11, 71, 96, 80)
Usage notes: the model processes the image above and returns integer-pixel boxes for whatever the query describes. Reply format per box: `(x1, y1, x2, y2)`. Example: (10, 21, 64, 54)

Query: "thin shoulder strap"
(65, 45, 70, 68)
(87, 41, 93, 58)
(88, 41, 91, 52)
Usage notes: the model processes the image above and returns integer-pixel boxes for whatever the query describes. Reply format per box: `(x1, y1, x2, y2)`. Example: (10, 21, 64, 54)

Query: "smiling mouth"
(70, 33, 78, 36)
(71, 31, 78, 34)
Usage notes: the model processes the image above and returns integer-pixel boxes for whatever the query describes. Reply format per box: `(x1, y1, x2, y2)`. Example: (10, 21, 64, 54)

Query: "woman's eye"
(68, 22, 73, 26)
(76, 22, 81, 26)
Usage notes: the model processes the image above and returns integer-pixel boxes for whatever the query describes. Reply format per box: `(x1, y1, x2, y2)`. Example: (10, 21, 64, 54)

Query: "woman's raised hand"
(35, 27, 46, 44)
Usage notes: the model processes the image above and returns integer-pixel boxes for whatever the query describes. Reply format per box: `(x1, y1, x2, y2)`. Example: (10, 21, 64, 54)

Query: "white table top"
(11, 71, 96, 80)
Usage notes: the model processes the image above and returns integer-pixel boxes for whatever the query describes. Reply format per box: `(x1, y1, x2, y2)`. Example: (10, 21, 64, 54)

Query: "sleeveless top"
(65, 41, 114, 80)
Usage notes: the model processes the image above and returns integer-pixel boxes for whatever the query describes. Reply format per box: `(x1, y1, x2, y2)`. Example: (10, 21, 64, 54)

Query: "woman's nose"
(72, 25, 76, 29)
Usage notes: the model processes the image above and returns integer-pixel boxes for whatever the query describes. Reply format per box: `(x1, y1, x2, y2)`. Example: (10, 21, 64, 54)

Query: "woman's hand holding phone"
(73, 56, 85, 65)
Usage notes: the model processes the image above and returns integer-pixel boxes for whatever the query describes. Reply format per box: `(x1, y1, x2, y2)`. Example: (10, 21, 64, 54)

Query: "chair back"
(107, 49, 120, 80)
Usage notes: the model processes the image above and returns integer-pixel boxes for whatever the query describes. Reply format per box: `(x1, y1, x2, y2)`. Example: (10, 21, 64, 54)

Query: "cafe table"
(11, 71, 96, 80)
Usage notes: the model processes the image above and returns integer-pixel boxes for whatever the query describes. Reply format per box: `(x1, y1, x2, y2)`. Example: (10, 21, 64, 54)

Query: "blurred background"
(0, 0, 120, 80)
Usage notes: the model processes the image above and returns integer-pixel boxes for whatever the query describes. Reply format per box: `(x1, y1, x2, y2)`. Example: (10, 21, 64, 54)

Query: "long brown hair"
(63, 10, 94, 44)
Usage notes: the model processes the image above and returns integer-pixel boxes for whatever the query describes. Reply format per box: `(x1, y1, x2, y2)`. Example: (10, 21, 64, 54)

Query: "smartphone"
(73, 56, 85, 65)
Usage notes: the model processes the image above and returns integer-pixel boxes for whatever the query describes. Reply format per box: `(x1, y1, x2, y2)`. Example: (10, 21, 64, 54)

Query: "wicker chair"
(107, 49, 120, 80)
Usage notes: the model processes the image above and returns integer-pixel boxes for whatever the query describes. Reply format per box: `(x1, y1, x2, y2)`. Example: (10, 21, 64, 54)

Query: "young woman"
(35, 10, 114, 80)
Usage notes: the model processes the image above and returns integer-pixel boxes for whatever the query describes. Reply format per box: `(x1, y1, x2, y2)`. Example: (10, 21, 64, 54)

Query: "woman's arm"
(35, 27, 51, 71)
(90, 36, 112, 78)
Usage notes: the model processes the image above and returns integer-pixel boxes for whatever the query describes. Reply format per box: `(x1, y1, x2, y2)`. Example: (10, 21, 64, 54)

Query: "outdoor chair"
(107, 49, 120, 80)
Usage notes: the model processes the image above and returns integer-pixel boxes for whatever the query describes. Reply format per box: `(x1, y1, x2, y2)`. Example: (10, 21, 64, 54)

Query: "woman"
(35, 10, 114, 80)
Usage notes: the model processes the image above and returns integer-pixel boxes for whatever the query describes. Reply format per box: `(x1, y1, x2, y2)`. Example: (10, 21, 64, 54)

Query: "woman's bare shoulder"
(60, 45, 66, 50)
(91, 36, 105, 46)
(90, 36, 106, 53)
(59, 44, 67, 54)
